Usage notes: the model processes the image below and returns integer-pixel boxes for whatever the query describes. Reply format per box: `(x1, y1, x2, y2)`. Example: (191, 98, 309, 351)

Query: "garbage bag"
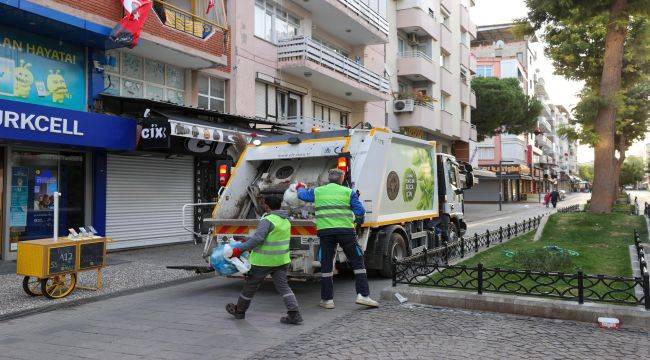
(283, 183, 304, 208)
(210, 242, 250, 276)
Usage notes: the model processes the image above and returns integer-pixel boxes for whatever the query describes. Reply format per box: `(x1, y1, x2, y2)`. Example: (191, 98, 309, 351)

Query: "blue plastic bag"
(210, 241, 250, 276)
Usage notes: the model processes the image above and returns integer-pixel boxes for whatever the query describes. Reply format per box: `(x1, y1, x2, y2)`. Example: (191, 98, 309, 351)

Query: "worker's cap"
(328, 168, 345, 182)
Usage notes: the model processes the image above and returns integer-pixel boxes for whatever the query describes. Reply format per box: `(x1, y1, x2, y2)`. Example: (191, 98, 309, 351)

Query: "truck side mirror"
(464, 172, 474, 190)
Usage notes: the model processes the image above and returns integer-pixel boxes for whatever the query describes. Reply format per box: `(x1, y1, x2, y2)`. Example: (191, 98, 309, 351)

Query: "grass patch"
(423, 207, 646, 305)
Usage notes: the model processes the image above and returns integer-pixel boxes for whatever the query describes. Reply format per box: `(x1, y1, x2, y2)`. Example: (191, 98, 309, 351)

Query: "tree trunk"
(589, 0, 629, 213)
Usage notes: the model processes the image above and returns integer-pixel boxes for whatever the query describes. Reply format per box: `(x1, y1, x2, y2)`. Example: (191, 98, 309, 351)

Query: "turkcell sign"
(0, 98, 135, 150)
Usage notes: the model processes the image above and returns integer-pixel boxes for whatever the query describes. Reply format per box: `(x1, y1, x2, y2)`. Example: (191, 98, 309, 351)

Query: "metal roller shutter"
(106, 154, 194, 249)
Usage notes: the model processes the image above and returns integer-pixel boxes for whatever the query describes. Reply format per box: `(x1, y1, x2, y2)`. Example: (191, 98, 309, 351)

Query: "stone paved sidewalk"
(0, 243, 207, 318)
(249, 303, 649, 360)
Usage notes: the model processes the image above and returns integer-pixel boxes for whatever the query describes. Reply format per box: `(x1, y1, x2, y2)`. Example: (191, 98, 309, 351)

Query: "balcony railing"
(278, 36, 390, 94)
(414, 100, 435, 110)
(153, 0, 226, 39)
(398, 50, 433, 63)
(538, 117, 552, 132)
(338, 0, 389, 35)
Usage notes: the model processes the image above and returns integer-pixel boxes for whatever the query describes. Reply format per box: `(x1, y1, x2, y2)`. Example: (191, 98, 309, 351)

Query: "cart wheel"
(22, 276, 43, 297)
(41, 273, 77, 299)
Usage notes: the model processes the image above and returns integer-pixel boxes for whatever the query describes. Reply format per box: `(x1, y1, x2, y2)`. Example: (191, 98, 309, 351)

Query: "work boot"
(226, 303, 245, 319)
(319, 299, 335, 309)
(355, 294, 379, 308)
(280, 311, 303, 325)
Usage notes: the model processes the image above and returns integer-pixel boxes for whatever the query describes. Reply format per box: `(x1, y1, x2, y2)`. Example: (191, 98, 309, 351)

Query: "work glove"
(229, 240, 246, 258)
(354, 215, 365, 226)
(231, 247, 243, 258)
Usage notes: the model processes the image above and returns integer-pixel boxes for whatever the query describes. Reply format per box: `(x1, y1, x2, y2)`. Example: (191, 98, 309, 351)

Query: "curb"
(0, 273, 213, 322)
(381, 286, 650, 329)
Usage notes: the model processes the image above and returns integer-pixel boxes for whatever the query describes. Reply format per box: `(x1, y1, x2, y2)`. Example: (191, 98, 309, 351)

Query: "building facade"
(387, 0, 477, 160)
(0, 0, 234, 258)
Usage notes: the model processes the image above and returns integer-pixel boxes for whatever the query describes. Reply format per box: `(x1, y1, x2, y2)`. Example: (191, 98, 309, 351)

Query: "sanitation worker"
(226, 195, 303, 325)
(296, 168, 379, 309)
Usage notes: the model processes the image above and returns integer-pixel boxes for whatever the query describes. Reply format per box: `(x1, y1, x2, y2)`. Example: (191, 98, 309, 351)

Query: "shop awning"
(473, 169, 497, 178)
(161, 112, 254, 144)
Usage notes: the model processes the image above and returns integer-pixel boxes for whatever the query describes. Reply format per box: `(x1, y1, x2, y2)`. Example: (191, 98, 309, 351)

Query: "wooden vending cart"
(16, 237, 110, 299)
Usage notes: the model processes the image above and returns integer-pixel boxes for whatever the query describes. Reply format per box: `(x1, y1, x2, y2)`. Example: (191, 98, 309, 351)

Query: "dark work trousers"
(319, 232, 370, 300)
(236, 264, 299, 313)
(552, 200, 557, 208)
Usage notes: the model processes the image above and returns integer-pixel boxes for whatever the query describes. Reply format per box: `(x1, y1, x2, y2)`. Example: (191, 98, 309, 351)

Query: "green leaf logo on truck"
(412, 148, 434, 210)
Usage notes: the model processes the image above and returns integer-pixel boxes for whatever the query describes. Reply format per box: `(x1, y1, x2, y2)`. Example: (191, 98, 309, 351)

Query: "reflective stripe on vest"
(314, 183, 354, 230)
(249, 214, 291, 266)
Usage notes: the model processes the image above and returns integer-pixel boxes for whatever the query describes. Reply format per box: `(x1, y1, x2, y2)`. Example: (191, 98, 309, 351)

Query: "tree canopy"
(470, 77, 542, 141)
(620, 156, 645, 186)
(578, 163, 594, 182)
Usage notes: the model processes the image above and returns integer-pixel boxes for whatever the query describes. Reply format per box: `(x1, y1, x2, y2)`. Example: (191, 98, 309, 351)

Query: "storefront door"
(6, 149, 87, 257)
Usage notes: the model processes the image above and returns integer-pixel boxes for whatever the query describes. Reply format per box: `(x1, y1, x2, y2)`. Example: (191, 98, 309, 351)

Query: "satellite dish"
(495, 40, 505, 49)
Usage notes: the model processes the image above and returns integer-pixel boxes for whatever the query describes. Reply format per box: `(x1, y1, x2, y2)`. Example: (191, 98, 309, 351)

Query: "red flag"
(206, 0, 215, 14)
(110, 0, 153, 48)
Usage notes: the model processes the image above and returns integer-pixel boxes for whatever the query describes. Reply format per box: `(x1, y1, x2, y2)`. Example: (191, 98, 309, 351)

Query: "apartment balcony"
(397, 51, 437, 83)
(440, 67, 454, 94)
(440, 24, 453, 53)
(460, 80, 470, 106)
(278, 36, 390, 101)
(289, 0, 388, 44)
(395, 102, 441, 132)
(441, 110, 458, 138)
(460, 4, 470, 31)
(469, 54, 477, 74)
(538, 116, 552, 133)
(535, 134, 553, 150)
(396, 6, 440, 40)
(470, 90, 477, 108)
(460, 43, 470, 68)
(154, 0, 225, 40)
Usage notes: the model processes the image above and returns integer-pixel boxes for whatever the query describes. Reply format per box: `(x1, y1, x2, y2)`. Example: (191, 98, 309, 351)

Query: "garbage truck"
(200, 128, 473, 278)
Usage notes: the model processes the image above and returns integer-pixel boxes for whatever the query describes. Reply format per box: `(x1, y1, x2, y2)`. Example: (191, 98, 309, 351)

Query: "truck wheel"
(380, 233, 406, 278)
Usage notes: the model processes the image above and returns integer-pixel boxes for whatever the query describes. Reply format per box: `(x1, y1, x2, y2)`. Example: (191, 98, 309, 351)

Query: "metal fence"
(393, 206, 650, 309)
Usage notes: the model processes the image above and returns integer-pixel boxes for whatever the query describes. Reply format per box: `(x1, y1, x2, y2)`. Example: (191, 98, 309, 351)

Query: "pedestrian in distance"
(226, 195, 303, 325)
(550, 188, 560, 208)
(543, 192, 551, 208)
(296, 168, 379, 309)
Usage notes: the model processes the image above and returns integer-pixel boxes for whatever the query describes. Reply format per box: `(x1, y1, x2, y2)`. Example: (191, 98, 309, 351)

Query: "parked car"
(624, 185, 634, 190)
(558, 190, 566, 200)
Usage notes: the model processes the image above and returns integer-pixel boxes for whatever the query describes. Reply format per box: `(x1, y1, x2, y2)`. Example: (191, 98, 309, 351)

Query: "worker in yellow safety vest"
(297, 168, 379, 309)
(226, 195, 302, 325)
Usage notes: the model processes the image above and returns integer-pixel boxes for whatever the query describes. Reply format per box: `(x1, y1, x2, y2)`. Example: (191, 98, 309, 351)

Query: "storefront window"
(9, 151, 85, 249)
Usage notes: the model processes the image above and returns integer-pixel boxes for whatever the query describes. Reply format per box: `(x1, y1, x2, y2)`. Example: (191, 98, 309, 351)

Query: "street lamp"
(498, 160, 516, 211)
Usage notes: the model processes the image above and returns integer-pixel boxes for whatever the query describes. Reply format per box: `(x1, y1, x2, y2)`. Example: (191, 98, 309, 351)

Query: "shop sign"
(169, 119, 252, 144)
(171, 138, 230, 159)
(484, 164, 531, 176)
(137, 117, 170, 150)
(0, 98, 136, 150)
(0, 24, 85, 111)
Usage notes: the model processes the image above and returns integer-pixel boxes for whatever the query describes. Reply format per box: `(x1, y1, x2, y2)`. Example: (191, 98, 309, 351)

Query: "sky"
(469, 0, 649, 164)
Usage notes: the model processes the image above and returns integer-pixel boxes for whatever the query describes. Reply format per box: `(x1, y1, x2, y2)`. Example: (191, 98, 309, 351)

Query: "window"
(440, 53, 450, 68)
(255, 81, 302, 121)
(255, 0, 300, 43)
(104, 50, 185, 105)
(441, 8, 450, 27)
(461, 104, 467, 121)
(313, 102, 350, 127)
(461, 31, 468, 47)
(476, 65, 493, 78)
(198, 74, 225, 112)
(398, 82, 408, 94)
(398, 37, 405, 54)
(516, 52, 524, 64)
(478, 147, 495, 160)
(460, 67, 468, 84)
(440, 92, 450, 111)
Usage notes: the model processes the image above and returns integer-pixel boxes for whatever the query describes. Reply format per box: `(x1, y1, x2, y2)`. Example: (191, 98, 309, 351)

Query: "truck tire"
(380, 232, 406, 278)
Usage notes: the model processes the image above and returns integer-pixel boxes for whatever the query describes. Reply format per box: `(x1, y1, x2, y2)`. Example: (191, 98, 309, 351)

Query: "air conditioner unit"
(407, 33, 418, 46)
(393, 99, 415, 112)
